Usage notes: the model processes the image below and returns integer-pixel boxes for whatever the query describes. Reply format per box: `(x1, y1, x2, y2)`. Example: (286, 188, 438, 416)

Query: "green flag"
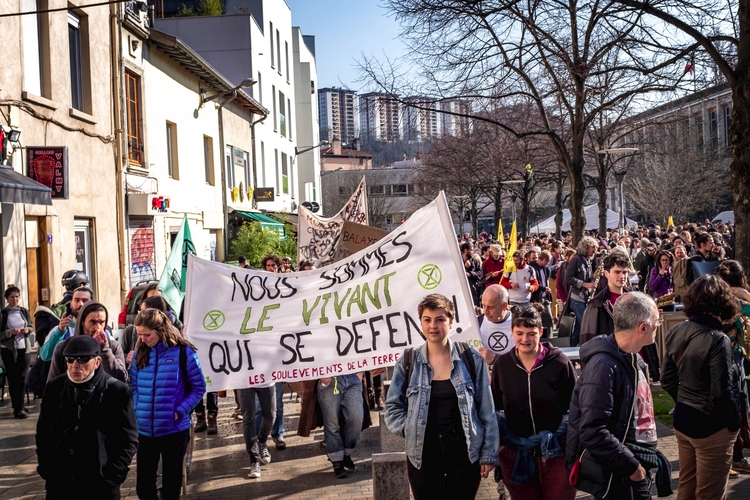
(158, 215, 195, 317)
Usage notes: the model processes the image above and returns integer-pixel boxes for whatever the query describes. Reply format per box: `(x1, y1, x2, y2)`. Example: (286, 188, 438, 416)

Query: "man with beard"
(39, 286, 93, 362)
(36, 335, 138, 499)
(481, 244, 505, 288)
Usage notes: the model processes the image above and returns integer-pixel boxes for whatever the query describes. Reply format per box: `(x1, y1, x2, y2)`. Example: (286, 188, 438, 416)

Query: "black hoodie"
(490, 342, 578, 438)
(566, 334, 642, 482)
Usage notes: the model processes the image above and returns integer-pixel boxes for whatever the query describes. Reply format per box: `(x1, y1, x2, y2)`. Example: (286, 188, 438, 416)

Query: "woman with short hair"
(491, 304, 578, 499)
(385, 294, 498, 499)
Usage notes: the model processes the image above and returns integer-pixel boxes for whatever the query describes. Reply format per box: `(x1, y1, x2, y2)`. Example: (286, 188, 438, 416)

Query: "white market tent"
(533, 204, 638, 233)
(712, 211, 734, 224)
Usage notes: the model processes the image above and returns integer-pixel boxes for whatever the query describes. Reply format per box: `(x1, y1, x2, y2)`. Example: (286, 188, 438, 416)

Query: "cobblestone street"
(2, 389, 750, 499)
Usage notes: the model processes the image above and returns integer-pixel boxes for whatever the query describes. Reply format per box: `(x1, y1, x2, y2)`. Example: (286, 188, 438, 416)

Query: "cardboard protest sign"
(297, 177, 368, 267)
(183, 192, 480, 392)
(332, 221, 389, 262)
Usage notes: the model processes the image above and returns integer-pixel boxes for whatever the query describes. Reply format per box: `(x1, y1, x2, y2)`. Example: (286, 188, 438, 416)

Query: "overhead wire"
(0, 0, 129, 18)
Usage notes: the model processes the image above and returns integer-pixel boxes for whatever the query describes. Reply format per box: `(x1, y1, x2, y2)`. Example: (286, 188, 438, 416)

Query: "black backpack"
(402, 341, 477, 388)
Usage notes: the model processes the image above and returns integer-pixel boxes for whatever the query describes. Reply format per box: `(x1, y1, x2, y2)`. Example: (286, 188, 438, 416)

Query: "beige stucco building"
(0, 0, 122, 315)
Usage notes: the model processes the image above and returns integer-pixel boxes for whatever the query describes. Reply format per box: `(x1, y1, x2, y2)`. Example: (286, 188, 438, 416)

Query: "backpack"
(402, 341, 477, 389)
(672, 258, 690, 298)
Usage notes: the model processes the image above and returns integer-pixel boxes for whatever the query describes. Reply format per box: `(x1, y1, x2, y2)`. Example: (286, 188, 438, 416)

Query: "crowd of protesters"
(1, 216, 749, 500)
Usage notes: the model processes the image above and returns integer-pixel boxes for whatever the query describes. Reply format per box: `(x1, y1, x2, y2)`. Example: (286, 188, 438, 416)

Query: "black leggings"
(136, 429, 190, 500)
(407, 451, 481, 500)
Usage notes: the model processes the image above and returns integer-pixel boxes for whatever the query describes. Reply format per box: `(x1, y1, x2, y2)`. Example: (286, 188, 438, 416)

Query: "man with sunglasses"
(36, 335, 138, 499)
(47, 301, 128, 383)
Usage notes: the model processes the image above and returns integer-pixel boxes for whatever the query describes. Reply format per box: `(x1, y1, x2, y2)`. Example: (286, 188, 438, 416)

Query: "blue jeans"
(255, 381, 285, 439)
(238, 386, 274, 463)
(569, 299, 586, 347)
(509, 301, 530, 307)
(317, 374, 364, 462)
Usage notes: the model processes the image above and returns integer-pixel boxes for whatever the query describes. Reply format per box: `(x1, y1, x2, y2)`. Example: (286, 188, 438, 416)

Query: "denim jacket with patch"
(384, 340, 500, 469)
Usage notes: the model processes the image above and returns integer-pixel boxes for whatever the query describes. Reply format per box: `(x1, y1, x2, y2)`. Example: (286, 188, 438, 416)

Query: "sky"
(285, 0, 408, 90)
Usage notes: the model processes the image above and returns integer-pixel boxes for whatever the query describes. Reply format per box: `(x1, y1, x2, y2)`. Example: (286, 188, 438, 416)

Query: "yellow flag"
(497, 220, 505, 247)
(667, 216, 674, 228)
(503, 221, 518, 273)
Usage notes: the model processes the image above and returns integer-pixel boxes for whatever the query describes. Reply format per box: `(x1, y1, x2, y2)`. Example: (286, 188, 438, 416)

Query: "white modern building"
(403, 97, 440, 142)
(318, 87, 359, 145)
(155, 0, 320, 214)
(120, 10, 267, 288)
(359, 92, 401, 142)
(440, 99, 473, 136)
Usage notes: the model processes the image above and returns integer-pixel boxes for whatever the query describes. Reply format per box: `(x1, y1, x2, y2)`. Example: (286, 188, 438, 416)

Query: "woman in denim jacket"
(385, 293, 499, 499)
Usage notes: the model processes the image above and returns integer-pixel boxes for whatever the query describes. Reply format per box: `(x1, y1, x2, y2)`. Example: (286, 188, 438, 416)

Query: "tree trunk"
(568, 168, 587, 243)
(597, 181, 608, 237)
(555, 174, 564, 238)
(730, 85, 750, 273)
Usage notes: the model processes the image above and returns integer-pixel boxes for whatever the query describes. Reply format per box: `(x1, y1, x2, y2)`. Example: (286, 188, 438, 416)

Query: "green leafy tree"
(229, 222, 297, 268)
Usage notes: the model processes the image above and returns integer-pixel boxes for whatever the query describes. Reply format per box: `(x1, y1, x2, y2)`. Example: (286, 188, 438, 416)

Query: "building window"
(272, 85, 277, 132)
(125, 71, 143, 166)
(279, 92, 286, 137)
(22, 0, 48, 97)
(242, 149, 251, 192)
(724, 105, 733, 148)
(74, 219, 94, 290)
(281, 153, 289, 194)
(203, 136, 214, 185)
(285, 41, 290, 82)
(708, 108, 719, 154)
(276, 30, 281, 74)
(392, 184, 408, 196)
(260, 141, 266, 186)
(275, 149, 279, 192)
(225, 145, 234, 188)
(68, 11, 89, 112)
(258, 72, 262, 104)
(339, 186, 346, 195)
(287, 98, 292, 140)
(269, 22, 274, 68)
(166, 122, 178, 179)
(369, 185, 385, 196)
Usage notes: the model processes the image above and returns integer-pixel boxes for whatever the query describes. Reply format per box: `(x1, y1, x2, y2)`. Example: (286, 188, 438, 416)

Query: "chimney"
(332, 137, 342, 155)
(353, 137, 360, 151)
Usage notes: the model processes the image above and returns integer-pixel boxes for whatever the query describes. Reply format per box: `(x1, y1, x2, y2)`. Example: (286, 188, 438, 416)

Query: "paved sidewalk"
(2, 391, 750, 499)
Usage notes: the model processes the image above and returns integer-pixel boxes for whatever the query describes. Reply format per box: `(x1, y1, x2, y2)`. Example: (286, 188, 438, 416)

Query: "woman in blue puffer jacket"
(130, 308, 206, 500)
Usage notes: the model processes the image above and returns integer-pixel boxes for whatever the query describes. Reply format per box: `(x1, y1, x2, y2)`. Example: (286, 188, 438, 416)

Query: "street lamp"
(597, 147, 638, 231)
(295, 140, 330, 156)
(200, 78, 257, 107)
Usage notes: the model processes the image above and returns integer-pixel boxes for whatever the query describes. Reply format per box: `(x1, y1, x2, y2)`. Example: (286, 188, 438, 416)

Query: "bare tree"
(608, 0, 750, 271)
(362, 0, 694, 244)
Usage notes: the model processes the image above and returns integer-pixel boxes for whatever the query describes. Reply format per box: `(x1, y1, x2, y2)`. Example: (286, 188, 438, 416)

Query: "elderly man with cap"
(36, 335, 138, 499)
(47, 301, 128, 382)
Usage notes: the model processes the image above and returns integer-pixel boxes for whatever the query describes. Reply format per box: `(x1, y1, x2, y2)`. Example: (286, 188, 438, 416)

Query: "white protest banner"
(297, 177, 368, 268)
(183, 192, 480, 392)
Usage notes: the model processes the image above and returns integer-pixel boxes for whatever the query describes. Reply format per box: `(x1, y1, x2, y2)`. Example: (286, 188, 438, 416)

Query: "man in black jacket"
(36, 335, 138, 499)
(567, 292, 665, 500)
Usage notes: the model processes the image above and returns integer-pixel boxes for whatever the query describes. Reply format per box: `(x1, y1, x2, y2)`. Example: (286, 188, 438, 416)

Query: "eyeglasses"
(65, 356, 94, 364)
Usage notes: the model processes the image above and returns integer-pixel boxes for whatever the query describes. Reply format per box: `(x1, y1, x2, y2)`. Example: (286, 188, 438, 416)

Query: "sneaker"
(273, 436, 287, 450)
(259, 442, 271, 465)
(733, 459, 750, 474)
(730, 468, 740, 479)
(332, 461, 347, 478)
(14, 410, 28, 419)
(231, 408, 243, 421)
(343, 455, 356, 470)
(248, 462, 261, 479)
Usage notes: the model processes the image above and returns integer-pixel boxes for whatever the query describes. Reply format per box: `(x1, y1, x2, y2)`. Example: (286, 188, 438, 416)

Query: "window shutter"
(22, 0, 42, 95)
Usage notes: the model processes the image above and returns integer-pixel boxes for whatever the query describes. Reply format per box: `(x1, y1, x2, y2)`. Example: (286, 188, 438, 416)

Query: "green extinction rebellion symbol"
(418, 264, 442, 290)
(203, 310, 225, 331)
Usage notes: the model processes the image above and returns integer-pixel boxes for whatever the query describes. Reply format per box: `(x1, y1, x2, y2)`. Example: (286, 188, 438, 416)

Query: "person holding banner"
(130, 309, 206, 500)
(385, 294, 499, 499)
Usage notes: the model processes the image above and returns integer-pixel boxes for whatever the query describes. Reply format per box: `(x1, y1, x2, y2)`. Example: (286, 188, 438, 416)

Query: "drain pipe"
(217, 92, 238, 261)
(249, 114, 267, 210)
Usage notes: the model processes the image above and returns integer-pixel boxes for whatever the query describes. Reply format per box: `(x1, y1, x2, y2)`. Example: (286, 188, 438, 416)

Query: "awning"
(235, 210, 286, 239)
(0, 165, 52, 205)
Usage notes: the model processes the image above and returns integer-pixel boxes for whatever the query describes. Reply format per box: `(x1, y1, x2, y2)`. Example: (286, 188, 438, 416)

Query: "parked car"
(117, 281, 158, 328)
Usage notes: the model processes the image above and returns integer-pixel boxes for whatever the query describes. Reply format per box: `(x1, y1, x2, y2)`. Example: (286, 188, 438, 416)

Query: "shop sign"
(27, 147, 69, 199)
(255, 187, 274, 202)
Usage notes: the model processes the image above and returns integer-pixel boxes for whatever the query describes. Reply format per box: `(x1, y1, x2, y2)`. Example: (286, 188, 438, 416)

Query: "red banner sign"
(27, 147, 69, 199)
